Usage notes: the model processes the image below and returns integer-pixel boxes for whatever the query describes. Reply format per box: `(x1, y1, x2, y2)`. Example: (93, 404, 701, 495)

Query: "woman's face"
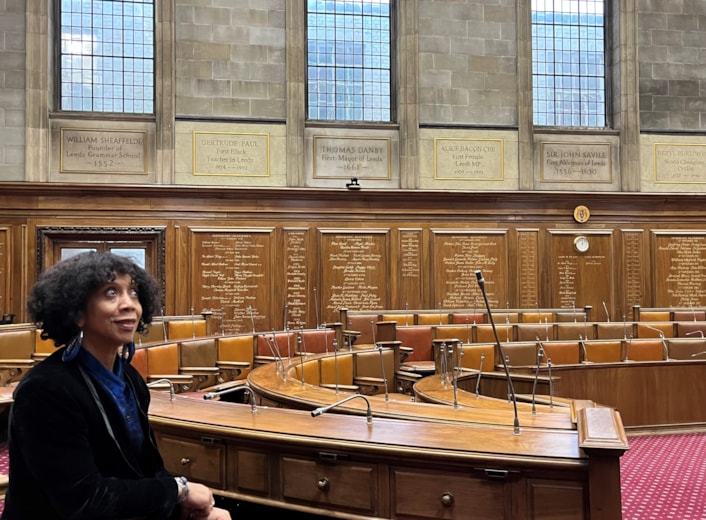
(79, 273, 143, 351)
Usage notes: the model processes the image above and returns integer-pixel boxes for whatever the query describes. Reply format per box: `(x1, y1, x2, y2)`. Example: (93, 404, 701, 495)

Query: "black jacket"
(1, 348, 181, 519)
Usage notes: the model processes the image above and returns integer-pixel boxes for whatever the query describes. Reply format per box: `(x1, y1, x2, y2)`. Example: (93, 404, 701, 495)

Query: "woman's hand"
(180, 482, 232, 519)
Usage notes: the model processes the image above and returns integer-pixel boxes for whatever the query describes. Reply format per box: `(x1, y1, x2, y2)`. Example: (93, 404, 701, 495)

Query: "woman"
(2, 251, 231, 520)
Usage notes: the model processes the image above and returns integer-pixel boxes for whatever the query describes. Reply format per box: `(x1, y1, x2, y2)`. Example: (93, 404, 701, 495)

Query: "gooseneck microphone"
(311, 394, 373, 425)
(475, 270, 521, 435)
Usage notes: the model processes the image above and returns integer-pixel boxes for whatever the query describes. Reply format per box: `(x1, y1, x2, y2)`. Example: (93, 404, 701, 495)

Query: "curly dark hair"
(27, 251, 161, 347)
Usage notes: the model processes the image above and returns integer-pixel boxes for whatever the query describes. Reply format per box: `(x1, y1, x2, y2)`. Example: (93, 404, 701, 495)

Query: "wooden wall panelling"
(282, 227, 311, 330)
(430, 229, 509, 311)
(516, 228, 540, 309)
(0, 228, 9, 321)
(652, 230, 706, 309)
(190, 227, 275, 335)
(547, 230, 614, 320)
(318, 228, 391, 325)
(395, 228, 423, 310)
(620, 229, 646, 320)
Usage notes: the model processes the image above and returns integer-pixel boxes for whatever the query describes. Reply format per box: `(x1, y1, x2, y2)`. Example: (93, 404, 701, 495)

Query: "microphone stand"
(203, 384, 258, 413)
(602, 301, 610, 322)
(377, 343, 390, 401)
(147, 378, 175, 402)
(643, 325, 669, 360)
(531, 344, 544, 415)
(475, 270, 521, 435)
(474, 352, 485, 397)
(332, 337, 340, 395)
(311, 394, 373, 426)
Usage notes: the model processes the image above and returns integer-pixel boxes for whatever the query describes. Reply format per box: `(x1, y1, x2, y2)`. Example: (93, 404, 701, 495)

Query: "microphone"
(377, 343, 390, 401)
(579, 334, 590, 363)
(161, 307, 167, 341)
(311, 394, 373, 425)
(283, 303, 289, 331)
(691, 350, 706, 358)
(686, 330, 705, 338)
(475, 270, 520, 435)
(643, 325, 669, 360)
(623, 315, 628, 339)
(313, 287, 320, 328)
(474, 352, 485, 396)
(248, 305, 256, 333)
(531, 342, 544, 415)
(602, 301, 610, 322)
(261, 333, 285, 379)
(203, 384, 258, 412)
(147, 378, 175, 401)
(190, 305, 195, 338)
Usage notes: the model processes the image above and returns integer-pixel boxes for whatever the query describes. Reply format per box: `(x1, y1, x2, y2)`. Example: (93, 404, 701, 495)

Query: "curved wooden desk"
(246, 353, 577, 431)
(149, 389, 627, 520)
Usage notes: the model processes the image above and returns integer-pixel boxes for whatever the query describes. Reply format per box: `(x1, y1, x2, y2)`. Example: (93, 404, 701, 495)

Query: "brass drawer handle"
(441, 492, 455, 507)
(317, 477, 330, 491)
(180, 458, 191, 466)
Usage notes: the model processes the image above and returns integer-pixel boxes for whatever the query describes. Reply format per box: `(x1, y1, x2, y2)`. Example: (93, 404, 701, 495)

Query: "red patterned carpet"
(621, 432, 706, 520)
(0, 433, 703, 518)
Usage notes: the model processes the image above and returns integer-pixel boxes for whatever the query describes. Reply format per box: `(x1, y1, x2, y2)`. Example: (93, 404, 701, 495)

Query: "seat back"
(417, 312, 449, 325)
(167, 319, 207, 340)
(459, 344, 495, 371)
(396, 326, 433, 363)
(0, 327, 35, 360)
(475, 323, 513, 343)
(636, 322, 674, 339)
(638, 311, 671, 322)
(145, 342, 181, 376)
(216, 334, 255, 380)
(667, 338, 706, 360)
(179, 338, 218, 368)
(675, 321, 706, 338)
(595, 322, 631, 339)
(131, 347, 149, 379)
(344, 313, 381, 345)
(556, 322, 593, 340)
(520, 312, 553, 323)
(354, 347, 397, 382)
(293, 358, 321, 386)
(540, 341, 580, 365)
(297, 327, 339, 355)
(136, 319, 167, 344)
(381, 313, 415, 326)
(499, 342, 538, 367)
(491, 312, 519, 323)
(672, 310, 706, 322)
(582, 340, 623, 363)
(555, 312, 588, 323)
(256, 331, 296, 358)
(450, 312, 485, 324)
(434, 325, 473, 344)
(516, 323, 553, 342)
(626, 339, 665, 361)
(320, 354, 354, 386)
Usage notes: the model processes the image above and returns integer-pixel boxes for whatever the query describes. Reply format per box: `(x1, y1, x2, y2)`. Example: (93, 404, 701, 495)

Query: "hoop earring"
(62, 330, 83, 362)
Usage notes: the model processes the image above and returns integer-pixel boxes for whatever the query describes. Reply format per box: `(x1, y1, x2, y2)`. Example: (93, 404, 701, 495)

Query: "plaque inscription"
(60, 128, 147, 174)
(433, 232, 507, 309)
(193, 132, 270, 176)
(285, 229, 308, 329)
(313, 136, 391, 179)
(654, 233, 706, 306)
(654, 144, 706, 183)
(540, 142, 612, 183)
(433, 138, 504, 180)
(320, 231, 388, 322)
(193, 230, 272, 334)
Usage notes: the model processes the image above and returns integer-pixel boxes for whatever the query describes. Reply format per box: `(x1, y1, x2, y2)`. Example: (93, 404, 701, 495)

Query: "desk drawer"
(392, 467, 508, 519)
(280, 455, 379, 516)
(157, 434, 225, 489)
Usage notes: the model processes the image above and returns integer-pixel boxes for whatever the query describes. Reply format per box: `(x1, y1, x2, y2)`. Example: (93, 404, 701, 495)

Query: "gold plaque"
(573, 205, 590, 223)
